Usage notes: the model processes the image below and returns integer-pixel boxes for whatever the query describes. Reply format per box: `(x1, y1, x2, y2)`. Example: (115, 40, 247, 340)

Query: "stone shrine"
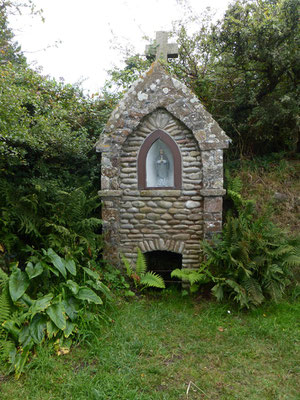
(96, 32, 230, 270)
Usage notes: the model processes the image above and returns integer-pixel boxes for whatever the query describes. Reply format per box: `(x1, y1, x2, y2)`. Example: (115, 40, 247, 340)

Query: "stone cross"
(145, 31, 178, 61)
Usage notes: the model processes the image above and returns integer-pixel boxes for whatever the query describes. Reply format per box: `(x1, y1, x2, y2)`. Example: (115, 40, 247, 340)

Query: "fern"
(121, 254, 133, 277)
(192, 177, 300, 308)
(136, 248, 147, 277)
(121, 249, 165, 291)
(140, 271, 165, 289)
(0, 268, 15, 363)
(284, 254, 300, 267)
(225, 169, 243, 194)
(0, 267, 9, 288)
(264, 279, 284, 302)
(211, 283, 224, 301)
(0, 287, 11, 327)
(243, 277, 264, 306)
(171, 268, 207, 286)
(0, 175, 102, 266)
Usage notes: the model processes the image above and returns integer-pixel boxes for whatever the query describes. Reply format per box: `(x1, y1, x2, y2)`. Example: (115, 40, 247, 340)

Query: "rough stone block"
(188, 214, 202, 221)
(204, 197, 223, 213)
(185, 200, 201, 209)
(158, 200, 172, 209)
(161, 213, 172, 220)
(140, 207, 154, 213)
(147, 213, 161, 221)
(204, 221, 222, 232)
(173, 233, 190, 240)
(203, 212, 222, 222)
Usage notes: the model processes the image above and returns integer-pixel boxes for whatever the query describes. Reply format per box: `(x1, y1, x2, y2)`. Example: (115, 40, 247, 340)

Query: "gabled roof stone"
(96, 62, 230, 152)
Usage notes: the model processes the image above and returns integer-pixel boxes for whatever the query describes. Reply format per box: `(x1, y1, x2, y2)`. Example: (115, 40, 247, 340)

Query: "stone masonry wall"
(119, 108, 202, 269)
(97, 62, 230, 268)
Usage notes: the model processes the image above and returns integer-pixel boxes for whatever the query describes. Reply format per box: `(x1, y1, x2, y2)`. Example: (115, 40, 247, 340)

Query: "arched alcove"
(137, 129, 182, 189)
(144, 251, 182, 287)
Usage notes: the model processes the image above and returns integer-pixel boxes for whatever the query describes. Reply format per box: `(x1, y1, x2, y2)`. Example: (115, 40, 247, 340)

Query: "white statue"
(155, 148, 169, 186)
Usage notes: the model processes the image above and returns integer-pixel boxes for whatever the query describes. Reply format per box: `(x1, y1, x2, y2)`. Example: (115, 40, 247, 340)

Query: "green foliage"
(105, 0, 299, 156)
(202, 181, 299, 308)
(0, 268, 15, 362)
(0, 4, 114, 379)
(170, 0, 300, 156)
(171, 266, 211, 293)
(0, 0, 30, 66)
(171, 171, 299, 307)
(105, 55, 152, 94)
(0, 177, 103, 265)
(0, 249, 110, 378)
(121, 248, 165, 291)
(99, 262, 133, 296)
(0, 0, 113, 268)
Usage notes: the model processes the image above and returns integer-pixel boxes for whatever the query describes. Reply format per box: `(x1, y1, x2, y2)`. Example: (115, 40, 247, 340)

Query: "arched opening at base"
(144, 251, 182, 288)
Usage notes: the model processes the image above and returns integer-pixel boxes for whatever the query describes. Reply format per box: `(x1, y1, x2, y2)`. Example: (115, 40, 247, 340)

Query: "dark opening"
(144, 251, 182, 288)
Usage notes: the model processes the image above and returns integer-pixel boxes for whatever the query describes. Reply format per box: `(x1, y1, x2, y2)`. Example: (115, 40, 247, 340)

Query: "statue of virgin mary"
(155, 148, 169, 186)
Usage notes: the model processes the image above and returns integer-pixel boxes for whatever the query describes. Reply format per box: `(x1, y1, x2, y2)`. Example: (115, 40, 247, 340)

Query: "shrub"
(0, 249, 111, 378)
(172, 175, 300, 308)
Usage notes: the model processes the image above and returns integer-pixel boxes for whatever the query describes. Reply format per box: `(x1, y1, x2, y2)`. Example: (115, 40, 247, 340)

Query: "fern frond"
(0, 288, 12, 327)
(16, 212, 41, 237)
(0, 270, 12, 329)
(171, 269, 205, 285)
(140, 271, 165, 289)
(273, 245, 294, 257)
(45, 223, 72, 236)
(0, 339, 15, 362)
(77, 218, 102, 231)
(211, 283, 224, 301)
(226, 279, 249, 308)
(136, 248, 147, 276)
(243, 277, 264, 306)
(121, 254, 133, 277)
(0, 268, 9, 289)
(0, 271, 15, 365)
(264, 279, 284, 302)
(283, 255, 300, 268)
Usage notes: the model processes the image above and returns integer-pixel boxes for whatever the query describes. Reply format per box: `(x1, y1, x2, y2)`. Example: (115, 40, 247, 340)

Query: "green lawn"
(1, 293, 299, 400)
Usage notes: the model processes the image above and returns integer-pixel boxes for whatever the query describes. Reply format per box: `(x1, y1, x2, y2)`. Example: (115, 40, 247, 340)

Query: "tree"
(171, 0, 300, 156)
(0, 0, 39, 66)
(107, 1, 299, 157)
(0, 0, 114, 264)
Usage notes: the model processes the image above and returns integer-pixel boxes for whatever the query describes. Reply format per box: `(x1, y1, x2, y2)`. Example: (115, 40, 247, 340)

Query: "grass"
(0, 292, 299, 400)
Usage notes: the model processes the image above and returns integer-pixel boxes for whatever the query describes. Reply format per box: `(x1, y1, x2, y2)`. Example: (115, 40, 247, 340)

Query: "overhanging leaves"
(75, 287, 103, 305)
(46, 303, 66, 330)
(46, 249, 67, 278)
(9, 268, 30, 302)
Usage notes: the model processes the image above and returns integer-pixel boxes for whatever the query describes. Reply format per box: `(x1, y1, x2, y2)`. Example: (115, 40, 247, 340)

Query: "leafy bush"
(0, 178, 102, 265)
(202, 215, 299, 308)
(0, 249, 110, 378)
(0, 5, 114, 378)
(172, 175, 300, 308)
(170, 0, 300, 156)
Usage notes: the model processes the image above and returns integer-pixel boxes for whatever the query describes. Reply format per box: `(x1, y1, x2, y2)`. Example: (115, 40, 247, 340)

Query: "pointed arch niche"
(137, 129, 182, 190)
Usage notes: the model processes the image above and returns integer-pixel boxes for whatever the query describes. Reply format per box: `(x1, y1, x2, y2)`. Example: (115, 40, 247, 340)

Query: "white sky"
(9, 0, 231, 94)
